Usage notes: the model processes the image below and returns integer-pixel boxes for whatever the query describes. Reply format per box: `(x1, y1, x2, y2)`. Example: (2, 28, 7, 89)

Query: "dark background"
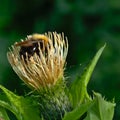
(0, 0, 120, 119)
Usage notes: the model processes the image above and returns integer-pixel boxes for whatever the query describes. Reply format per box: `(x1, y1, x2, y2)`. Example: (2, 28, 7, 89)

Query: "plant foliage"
(0, 44, 115, 120)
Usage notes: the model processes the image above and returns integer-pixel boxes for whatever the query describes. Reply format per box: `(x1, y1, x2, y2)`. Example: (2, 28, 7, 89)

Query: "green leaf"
(0, 107, 10, 120)
(69, 44, 106, 108)
(84, 92, 116, 120)
(0, 85, 41, 120)
(62, 101, 94, 120)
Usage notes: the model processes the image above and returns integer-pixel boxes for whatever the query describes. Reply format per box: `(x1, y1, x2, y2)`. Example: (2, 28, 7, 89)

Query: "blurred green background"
(0, 0, 120, 119)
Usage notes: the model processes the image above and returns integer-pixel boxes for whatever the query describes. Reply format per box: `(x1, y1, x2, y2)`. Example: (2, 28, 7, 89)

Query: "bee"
(15, 34, 49, 60)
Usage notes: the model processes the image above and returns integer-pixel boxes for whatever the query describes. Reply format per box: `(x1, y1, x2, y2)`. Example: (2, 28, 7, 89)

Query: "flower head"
(7, 32, 68, 90)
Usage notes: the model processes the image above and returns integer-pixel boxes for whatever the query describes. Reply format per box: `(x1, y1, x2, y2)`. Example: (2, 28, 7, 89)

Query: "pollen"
(32, 34, 49, 43)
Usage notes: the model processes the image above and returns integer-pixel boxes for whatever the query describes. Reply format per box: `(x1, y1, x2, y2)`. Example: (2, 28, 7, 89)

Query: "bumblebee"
(15, 34, 49, 60)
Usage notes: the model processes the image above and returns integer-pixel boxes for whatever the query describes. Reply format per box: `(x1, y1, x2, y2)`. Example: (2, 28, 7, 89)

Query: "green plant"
(0, 32, 115, 120)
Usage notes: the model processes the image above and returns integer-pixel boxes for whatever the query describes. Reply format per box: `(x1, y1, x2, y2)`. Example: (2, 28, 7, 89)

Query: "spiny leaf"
(69, 44, 106, 108)
(0, 85, 41, 120)
(84, 92, 116, 120)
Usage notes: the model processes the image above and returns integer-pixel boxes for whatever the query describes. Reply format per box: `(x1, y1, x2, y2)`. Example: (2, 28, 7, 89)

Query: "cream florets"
(7, 32, 68, 90)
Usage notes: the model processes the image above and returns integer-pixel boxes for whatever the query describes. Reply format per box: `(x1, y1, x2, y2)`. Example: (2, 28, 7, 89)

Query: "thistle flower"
(7, 32, 68, 91)
(7, 32, 71, 120)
